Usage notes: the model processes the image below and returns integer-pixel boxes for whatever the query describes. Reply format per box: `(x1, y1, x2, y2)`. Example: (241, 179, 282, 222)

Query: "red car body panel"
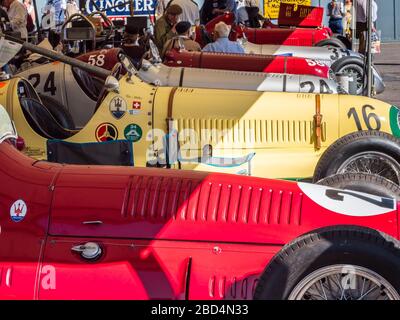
(0, 142, 398, 299)
(77, 48, 123, 73)
(163, 50, 330, 78)
(263, 19, 333, 37)
(197, 13, 330, 47)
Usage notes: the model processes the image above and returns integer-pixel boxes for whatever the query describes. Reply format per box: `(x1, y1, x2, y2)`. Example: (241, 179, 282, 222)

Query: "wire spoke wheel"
(338, 63, 364, 94)
(337, 151, 400, 185)
(289, 265, 400, 300)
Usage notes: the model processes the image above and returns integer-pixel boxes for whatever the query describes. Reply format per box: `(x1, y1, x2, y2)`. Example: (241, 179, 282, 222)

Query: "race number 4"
(298, 182, 395, 216)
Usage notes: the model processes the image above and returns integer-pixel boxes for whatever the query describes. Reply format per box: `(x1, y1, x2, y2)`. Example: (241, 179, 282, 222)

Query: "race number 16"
(347, 105, 381, 131)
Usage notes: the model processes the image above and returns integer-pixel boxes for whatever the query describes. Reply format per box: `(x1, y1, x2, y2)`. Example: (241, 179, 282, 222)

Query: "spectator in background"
(23, 0, 35, 30)
(154, 4, 183, 52)
(162, 20, 201, 57)
(356, 0, 378, 54)
(327, 0, 345, 34)
(3, 0, 28, 39)
(202, 21, 244, 54)
(43, 0, 65, 31)
(200, 0, 227, 24)
(344, 0, 353, 39)
(237, 0, 262, 27)
(225, 0, 238, 22)
(65, 0, 79, 20)
(167, 0, 200, 26)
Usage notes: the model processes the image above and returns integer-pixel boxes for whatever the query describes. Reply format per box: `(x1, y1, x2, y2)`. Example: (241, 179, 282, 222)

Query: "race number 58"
(347, 105, 381, 131)
(88, 54, 105, 67)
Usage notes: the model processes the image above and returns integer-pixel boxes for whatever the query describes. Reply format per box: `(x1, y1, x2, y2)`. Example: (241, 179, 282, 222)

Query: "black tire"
(254, 225, 400, 300)
(317, 173, 400, 200)
(331, 56, 366, 95)
(38, 94, 76, 130)
(314, 38, 347, 49)
(334, 35, 352, 50)
(313, 131, 400, 185)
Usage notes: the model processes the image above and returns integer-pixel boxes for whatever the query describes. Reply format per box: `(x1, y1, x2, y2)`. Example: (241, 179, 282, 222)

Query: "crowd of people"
(327, 0, 379, 54)
(0, 0, 382, 57)
(153, 0, 260, 57)
(152, 0, 382, 58)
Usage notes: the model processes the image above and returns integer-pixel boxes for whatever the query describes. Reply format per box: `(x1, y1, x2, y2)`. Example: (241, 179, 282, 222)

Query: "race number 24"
(347, 105, 381, 131)
(27, 72, 57, 96)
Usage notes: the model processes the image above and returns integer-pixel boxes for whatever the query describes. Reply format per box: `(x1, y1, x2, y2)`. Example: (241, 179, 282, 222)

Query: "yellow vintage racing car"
(1, 47, 400, 184)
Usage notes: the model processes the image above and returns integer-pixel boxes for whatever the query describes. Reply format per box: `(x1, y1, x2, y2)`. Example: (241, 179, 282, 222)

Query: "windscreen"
(0, 104, 17, 143)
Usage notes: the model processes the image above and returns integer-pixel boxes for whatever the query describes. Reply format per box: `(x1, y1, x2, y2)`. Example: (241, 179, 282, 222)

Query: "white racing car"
(241, 40, 385, 95)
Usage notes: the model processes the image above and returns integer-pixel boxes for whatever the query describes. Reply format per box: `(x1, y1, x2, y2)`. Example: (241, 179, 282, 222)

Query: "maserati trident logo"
(10, 199, 27, 222)
(109, 96, 127, 119)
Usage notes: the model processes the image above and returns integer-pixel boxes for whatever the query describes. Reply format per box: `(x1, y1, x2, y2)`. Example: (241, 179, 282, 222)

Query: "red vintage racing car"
(196, 12, 345, 48)
(78, 46, 332, 80)
(163, 49, 332, 79)
(1, 105, 400, 300)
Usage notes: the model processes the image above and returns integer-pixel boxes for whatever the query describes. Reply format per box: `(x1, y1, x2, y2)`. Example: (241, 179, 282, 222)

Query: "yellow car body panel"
(1, 74, 399, 180)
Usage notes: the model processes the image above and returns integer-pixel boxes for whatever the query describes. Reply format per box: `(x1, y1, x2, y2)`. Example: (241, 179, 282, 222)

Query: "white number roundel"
(298, 183, 396, 217)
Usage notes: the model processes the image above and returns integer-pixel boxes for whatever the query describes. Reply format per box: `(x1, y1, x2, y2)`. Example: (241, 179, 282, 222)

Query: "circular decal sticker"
(390, 106, 400, 138)
(109, 96, 127, 119)
(298, 182, 396, 217)
(10, 199, 27, 222)
(124, 124, 143, 142)
(95, 123, 118, 142)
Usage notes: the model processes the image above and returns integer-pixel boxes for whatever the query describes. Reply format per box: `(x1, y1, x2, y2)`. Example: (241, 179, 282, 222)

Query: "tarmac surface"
(374, 43, 400, 106)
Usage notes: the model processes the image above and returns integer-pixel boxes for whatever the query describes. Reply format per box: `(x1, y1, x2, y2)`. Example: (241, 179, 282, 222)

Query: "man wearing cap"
(202, 21, 244, 54)
(154, 4, 183, 52)
(167, 0, 200, 26)
(162, 21, 201, 57)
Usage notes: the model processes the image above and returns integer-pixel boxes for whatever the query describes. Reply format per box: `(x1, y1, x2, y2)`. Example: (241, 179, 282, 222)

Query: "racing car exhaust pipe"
(3, 34, 111, 79)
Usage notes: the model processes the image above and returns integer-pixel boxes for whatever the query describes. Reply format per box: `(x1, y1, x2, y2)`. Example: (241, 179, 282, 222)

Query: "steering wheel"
(94, 62, 122, 113)
(88, 11, 115, 48)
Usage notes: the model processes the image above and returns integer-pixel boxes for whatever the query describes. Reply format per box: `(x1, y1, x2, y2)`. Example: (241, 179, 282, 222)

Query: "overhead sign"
(85, 0, 156, 17)
(264, 0, 311, 19)
(278, 4, 323, 27)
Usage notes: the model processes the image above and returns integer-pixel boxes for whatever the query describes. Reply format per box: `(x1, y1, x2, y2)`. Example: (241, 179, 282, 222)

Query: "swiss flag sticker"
(132, 101, 141, 110)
